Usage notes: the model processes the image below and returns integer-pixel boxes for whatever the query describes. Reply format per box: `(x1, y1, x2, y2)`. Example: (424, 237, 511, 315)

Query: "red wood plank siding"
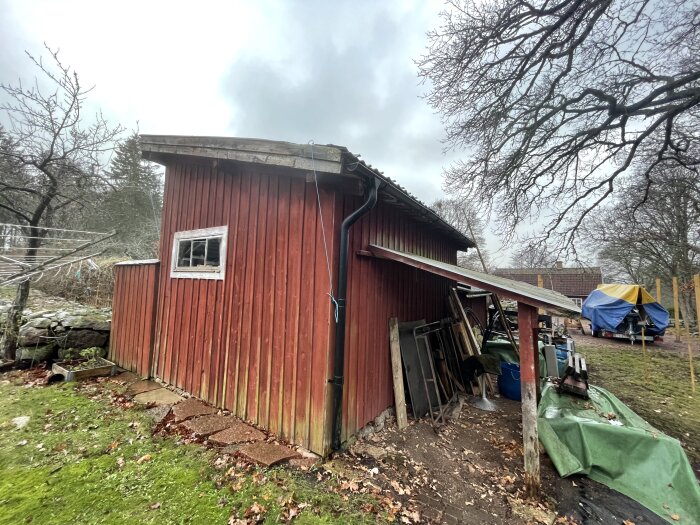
(110, 261, 160, 377)
(336, 195, 457, 443)
(153, 161, 336, 454)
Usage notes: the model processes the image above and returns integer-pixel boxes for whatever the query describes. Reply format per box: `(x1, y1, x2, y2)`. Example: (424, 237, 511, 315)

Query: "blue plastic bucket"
(498, 362, 521, 401)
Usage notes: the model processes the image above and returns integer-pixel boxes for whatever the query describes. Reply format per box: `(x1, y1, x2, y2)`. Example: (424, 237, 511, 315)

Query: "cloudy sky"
(0, 0, 510, 262)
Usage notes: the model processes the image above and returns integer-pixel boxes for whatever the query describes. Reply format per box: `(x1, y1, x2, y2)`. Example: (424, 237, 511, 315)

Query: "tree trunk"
(1, 280, 30, 361)
(1, 225, 42, 362)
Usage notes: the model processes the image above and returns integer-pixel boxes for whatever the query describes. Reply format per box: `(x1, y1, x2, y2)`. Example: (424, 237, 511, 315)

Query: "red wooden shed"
(110, 135, 473, 455)
(110, 135, 579, 481)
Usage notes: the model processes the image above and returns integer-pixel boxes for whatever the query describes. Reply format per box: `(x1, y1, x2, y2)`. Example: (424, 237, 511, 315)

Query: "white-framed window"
(170, 225, 228, 280)
(572, 297, 583, 308)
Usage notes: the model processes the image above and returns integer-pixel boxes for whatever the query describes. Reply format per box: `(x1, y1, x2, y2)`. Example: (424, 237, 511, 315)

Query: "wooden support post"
(537, 275, 544, 315)
(517, 303, 540, 498)
(389, 317, 408, 430)
(673, 277, 681, 342)
(656, 278, 662, 304)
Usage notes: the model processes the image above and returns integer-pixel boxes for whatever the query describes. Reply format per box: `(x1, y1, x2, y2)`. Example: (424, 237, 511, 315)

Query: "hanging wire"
(309, 140, 339, 323)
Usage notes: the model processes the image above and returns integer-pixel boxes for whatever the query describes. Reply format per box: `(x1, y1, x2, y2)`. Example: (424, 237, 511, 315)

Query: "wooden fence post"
(673, 277, 681, 343)
(686, 321, 696, 395)
(518, 303, 540, 499)
(656, 278, 662, 304)
(694, 274, 700, 336)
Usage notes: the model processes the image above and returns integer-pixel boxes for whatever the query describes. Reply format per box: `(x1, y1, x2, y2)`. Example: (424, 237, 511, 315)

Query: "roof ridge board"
(139, 135, 345, 164)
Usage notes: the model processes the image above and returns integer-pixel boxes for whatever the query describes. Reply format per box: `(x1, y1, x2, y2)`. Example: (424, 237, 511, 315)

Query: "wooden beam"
(656, 278, 662, 303)
(368, 244, 579, 315)
(673, 277, 681, 342)
(517, 303, 540, 499)
(389, 318, 408, 430)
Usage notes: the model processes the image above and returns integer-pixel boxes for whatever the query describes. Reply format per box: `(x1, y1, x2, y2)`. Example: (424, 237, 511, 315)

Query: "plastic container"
(556, 349, 569, 377)
(498, 361, 521, 401)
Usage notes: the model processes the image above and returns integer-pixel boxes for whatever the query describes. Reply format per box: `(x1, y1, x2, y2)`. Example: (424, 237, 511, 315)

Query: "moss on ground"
(0, 378, 376, 524)
(579, 343, 700, 464)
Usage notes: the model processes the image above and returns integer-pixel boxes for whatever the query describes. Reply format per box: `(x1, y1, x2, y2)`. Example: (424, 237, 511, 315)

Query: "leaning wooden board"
(389, 317, 408, 430)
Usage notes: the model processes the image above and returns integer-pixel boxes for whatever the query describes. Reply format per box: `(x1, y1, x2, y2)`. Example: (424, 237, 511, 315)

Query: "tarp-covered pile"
(538, 384, 700, 523)
(582, 284, 669, 336)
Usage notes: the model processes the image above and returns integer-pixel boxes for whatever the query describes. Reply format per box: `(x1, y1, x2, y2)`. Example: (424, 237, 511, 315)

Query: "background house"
(494, 262, 603, 307)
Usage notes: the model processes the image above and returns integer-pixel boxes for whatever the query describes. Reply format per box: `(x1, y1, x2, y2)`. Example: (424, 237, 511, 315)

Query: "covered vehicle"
(582, 284, 669, 343)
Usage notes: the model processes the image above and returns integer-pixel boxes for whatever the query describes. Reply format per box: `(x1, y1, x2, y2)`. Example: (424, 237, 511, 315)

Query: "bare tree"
(0, 47, 122, 360)
(418, 0, 700, 252)
(432, 197, 491, 270)
(588, 165, 699, 320)
(509, 241, 558, 269)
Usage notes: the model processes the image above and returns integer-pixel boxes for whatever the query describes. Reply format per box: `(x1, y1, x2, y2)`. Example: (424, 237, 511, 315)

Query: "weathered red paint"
(148, 161, 342, 453)
(337, 195, 456, 443)
(109, 261, 159, 377)
(517, 303, 541, 496)
(112, 157, 464, 454)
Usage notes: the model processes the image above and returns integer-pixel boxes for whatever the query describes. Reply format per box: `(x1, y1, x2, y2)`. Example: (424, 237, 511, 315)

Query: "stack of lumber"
(447, 288, 497, 396)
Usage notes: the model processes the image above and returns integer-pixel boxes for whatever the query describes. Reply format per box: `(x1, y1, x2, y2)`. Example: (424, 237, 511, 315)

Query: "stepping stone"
(145, 405, 171, 426)
(133, 388, 183, 406)
(288, 457, 320, 470)
(171, 398, 216, 422)
(127, 380, 162, 396)
(237, 442, 300, 467)
(181, 414, 239, 436)
(208, 421, 266, 445)
(112, 371, 140, 384)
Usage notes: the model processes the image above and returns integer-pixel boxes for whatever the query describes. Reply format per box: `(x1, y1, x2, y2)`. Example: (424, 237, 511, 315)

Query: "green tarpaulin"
(538, 384, 700, 523)
(483, 339, 548, 377)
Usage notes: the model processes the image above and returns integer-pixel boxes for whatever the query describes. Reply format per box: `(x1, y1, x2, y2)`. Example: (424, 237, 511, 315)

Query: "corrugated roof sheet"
(369, 244, 581, 316)
(139, 135, 473, 250)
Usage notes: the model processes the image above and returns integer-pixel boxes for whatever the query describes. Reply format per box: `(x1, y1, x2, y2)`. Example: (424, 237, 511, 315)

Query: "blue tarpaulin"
(582, 284, 669, 336)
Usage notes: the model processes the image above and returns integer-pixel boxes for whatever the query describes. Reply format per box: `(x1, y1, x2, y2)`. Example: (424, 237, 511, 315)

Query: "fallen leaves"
(136, 454, 152, 464)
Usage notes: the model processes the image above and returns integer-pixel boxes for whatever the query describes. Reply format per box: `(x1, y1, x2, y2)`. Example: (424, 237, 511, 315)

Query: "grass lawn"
(578, 341, 700, 465)
(0, 376, 378, 525)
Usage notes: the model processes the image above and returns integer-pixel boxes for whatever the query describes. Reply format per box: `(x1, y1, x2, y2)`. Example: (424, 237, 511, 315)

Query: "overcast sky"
(0, 0, 512, 263)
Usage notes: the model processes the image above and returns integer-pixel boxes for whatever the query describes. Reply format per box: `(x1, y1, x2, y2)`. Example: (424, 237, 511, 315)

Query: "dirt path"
(570, 324, 693, 356)
(344, 398, 665, 524)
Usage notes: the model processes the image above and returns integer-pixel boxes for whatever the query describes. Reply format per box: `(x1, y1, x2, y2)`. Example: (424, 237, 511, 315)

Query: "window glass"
(206, 238, 221, 266)
(171, 226, 227, 280)
(177, 240, 192, 267)
(191, 239, 206, 267)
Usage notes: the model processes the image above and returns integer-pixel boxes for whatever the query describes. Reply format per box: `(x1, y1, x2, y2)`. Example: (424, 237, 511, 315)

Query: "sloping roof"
(139, 135, 474, 250)
(370, 245, 580, 315)
(494, 266, 602, 297)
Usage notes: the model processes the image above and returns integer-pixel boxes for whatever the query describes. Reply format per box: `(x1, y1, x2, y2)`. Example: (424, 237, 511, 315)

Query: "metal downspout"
(330, 171, 381, 451)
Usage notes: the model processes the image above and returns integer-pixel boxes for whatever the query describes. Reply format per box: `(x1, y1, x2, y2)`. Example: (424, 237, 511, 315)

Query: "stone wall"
(0, 298, 111, 363)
